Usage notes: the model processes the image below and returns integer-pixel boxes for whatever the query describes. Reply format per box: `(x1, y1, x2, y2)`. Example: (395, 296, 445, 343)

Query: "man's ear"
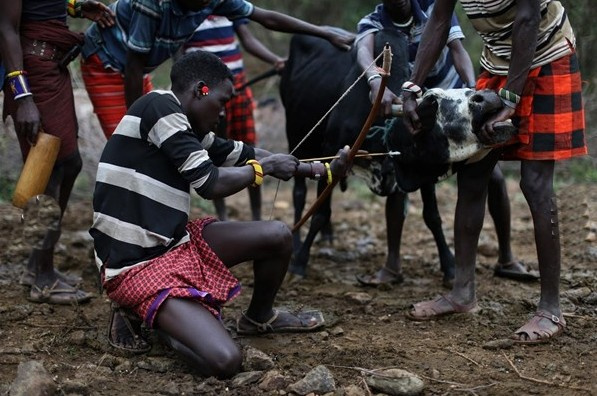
(194, 81, 210, 98)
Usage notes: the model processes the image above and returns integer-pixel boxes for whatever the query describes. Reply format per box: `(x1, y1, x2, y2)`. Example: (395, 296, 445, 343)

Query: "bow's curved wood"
(292, 43, 393, 232)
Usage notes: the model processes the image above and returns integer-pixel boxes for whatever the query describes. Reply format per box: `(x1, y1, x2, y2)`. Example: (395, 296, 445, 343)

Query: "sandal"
(20, 269, 82, 287)
(494, 261, 539, 282)
(406, 294, 478, 321)
(236, 309, 325, 335)
(356, 267, 404, 287)
(107, 303, 152, 353)
(28, 280, 92, 305)
(512, 311, 566, 344)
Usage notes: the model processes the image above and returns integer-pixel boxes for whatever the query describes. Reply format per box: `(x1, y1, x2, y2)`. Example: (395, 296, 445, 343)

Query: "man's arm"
(403, 0, 457, 133)
(356, 32, 399, 117)
(447, 39, 476, 88)
(0, 0, 41, 143)
(480, 0, 540, 138)
(124, 50, 149, 108)
(249, 7, 354, 51)
(235, 23, 285, 71)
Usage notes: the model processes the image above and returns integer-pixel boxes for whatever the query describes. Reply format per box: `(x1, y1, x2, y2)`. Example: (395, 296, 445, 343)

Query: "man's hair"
(170, 50, 233, 92)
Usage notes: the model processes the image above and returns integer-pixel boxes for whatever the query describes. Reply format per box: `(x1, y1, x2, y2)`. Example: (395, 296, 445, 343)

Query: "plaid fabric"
(80, 54, 153, 139)
(476, 52, 587, 160)
(225, 71, 256, 144)
(103, 218, 241, 328)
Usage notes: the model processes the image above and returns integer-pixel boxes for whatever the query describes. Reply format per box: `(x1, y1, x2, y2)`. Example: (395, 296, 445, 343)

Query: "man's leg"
(203, 220, 315, 327)
(512, 159, 563, 341)
(155, 298, 241, 378)
(407, 152, 499, 319)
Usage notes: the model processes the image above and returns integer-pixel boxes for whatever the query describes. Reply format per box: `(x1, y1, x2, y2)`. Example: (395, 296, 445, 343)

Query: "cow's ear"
(415, 95, 438, 131)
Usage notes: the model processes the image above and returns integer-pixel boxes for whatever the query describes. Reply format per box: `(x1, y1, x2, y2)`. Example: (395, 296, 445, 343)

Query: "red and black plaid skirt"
(477, 52, 587, 160)
(103, 218, 241, 328)
(225, 71, 257, 145)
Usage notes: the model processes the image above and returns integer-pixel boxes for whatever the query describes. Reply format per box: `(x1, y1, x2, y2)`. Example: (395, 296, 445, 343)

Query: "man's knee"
(265, 220, 292, 254)
(202, 344, 242, 379)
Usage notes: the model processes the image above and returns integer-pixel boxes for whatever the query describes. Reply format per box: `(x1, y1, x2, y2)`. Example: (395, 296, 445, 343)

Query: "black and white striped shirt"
(461, 0, 575, 75)
(90, 90, 254, 279)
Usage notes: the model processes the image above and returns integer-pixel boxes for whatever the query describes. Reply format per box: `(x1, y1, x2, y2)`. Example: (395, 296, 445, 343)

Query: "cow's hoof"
(288, 263, 307, 277)
(284, 271, 305, 285)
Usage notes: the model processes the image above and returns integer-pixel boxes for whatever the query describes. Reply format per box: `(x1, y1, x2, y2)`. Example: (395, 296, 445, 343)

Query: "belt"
(22, 39, 67, 62)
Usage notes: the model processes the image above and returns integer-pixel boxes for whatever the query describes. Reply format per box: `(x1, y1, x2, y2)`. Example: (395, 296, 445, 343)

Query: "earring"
(196, 81, 210, 97)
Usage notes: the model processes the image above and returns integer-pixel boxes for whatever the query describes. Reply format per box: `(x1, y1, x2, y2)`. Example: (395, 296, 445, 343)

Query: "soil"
(0, 96, 596, 395)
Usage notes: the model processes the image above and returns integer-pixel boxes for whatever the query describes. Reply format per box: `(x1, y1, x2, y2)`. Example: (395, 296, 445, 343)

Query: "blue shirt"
(82, 0, 253, 73)
(356, 1, 466, 90)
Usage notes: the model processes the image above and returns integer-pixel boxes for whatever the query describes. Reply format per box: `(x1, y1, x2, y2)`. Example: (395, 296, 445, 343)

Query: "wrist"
(246, 160, 264, 187)
(401, 81, 423, 98)
(6, 70, 33, 100)
(67, 0, 83, 18)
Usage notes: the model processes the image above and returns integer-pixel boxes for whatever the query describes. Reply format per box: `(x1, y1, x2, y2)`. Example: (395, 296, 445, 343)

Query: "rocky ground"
(0, 91, 595, 395)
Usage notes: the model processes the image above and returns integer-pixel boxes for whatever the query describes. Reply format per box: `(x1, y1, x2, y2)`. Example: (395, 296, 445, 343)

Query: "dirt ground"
(0, 97, 596, 395)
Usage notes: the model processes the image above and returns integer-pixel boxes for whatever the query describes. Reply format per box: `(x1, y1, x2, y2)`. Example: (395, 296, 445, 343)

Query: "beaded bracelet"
(498, 88, 520, 105)
(6, 71, 33, 100)
(246, 160, 263, 187)
(324, 162, 333, 185)
(67, 0, 83, 18)
(401, 81, 423, 98)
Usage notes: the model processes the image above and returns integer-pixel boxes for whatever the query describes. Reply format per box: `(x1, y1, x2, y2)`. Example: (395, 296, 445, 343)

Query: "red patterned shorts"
(477, 52, 587, 161)
(103, 218, 241, 327)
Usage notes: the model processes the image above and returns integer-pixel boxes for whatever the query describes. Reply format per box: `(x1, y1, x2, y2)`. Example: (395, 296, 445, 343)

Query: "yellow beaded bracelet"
(246, 160, 263, 187)
(324, 162, 332, 185)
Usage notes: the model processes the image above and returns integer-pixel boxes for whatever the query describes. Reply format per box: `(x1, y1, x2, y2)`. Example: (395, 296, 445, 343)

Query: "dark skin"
(0, 0, 114, 301)
(403, 0, 561, 342)
(124, 3, 354, 107)
(145, 78, 351, 377)
(356, 0, 515, 285)
(210, 20, 287, 221)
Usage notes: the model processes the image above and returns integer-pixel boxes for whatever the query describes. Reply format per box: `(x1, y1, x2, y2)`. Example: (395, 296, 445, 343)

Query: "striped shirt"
(461, 0, 575, 75)
(81, 0, 253, 73)
(183, 16, 248, 75)
(356, 0, 466, 89)
(90, 90, 254, 279)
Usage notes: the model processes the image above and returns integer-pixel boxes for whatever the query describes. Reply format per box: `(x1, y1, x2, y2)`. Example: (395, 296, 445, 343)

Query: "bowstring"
(268, 52, 385, 220)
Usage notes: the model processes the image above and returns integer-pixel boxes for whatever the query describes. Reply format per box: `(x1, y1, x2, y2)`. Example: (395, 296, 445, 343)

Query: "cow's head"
(385, 88, 517, 192)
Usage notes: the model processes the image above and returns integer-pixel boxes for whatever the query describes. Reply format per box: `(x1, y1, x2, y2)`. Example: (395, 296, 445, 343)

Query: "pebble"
(9, 360, 56, 396)
(243, 346, 275, 371)
(482, 338, 514, 350)
(364, 368, 424, 396)
(287, 365, 336, 396)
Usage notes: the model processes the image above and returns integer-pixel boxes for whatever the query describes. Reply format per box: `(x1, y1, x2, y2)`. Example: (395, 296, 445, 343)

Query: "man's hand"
(402, 92, 421, 135)
(479, 106, 515, 144)
(329, 145, 353, 179)
(324, 27, 355, 51)
(15, 97, 41, 145)
(80, 0, 115, 28)
(260, 153, 299, 181)
(369, 77, 400, 118)
(273, 58, 286, 73)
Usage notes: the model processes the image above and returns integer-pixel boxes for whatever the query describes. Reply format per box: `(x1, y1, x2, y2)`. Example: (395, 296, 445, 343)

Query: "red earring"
(197, 81, 209, 97)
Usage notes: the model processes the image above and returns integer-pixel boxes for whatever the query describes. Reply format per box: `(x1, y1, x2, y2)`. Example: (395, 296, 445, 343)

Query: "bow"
(292, 43, 393, 232)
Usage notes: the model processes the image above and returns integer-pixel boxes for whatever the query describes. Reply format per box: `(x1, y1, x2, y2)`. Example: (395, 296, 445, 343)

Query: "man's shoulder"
(129, 90, 182, 118)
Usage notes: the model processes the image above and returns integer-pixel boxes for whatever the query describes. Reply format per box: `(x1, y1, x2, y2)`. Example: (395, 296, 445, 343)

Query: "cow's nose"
(469, 89, 502, 112)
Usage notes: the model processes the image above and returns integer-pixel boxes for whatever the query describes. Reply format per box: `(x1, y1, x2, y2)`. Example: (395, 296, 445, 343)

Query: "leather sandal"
(406, 294, 478, 321)
(512, 311, 566, 344)
(236, 309, 325, 335)
(494, 261, 539, 282)
(28, 280, 92, 305)
(20, 269, 82, 287)
(356, 267, 404, 287)
(107, 303, 151, 354)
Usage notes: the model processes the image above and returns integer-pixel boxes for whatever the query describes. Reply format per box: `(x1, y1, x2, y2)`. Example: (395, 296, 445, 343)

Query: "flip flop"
(356, 267, 404, 287)
(512, 311, 566, 344)
(406, 294, 478, 321)
(494, 261, 539, 282)
(236, 309, 325, 335)
(28, 280, 93, 305)
(107, 303, 152, 354)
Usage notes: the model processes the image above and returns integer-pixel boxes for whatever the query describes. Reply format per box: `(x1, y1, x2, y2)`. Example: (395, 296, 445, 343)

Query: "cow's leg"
(292, 177, 308, 254)
(290, 180, 332, 277)
(420, 183, 455, 286)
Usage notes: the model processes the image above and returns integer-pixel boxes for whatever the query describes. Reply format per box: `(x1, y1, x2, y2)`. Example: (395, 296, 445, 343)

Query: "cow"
(279, 29, 457, 285)
(279, 29, 517, 285)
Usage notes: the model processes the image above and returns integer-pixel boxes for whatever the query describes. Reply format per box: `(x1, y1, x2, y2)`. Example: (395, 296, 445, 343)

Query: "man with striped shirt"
(403, 0, 586, 344)
(91, 51, 351, 376)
